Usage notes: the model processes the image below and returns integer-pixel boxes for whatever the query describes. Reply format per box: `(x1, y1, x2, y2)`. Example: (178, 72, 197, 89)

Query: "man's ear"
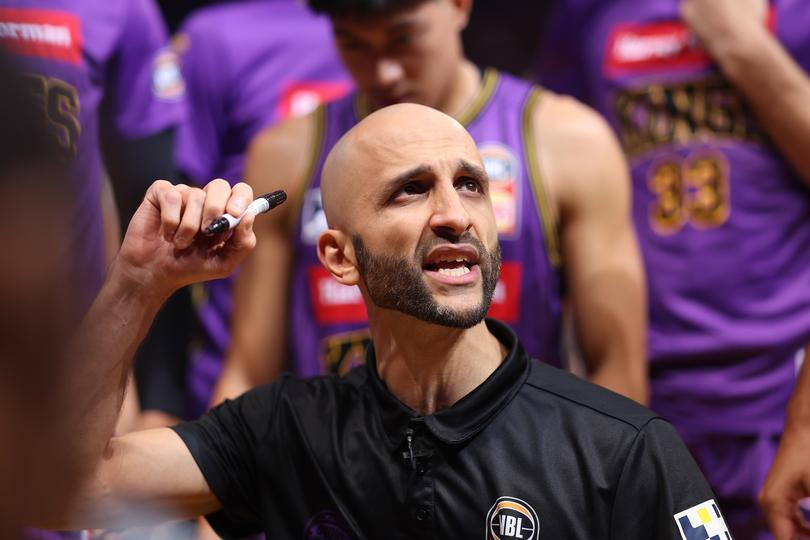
(451, 0, 473, 31)
(317, 229, 360, 286)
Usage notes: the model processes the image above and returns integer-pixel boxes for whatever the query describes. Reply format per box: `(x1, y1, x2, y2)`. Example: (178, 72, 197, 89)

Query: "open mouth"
(422, 245, 480, 281)
(423, 257, 474, 277)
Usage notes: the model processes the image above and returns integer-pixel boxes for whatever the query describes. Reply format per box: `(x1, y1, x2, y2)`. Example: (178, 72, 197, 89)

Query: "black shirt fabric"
(172, 319, 722, 540)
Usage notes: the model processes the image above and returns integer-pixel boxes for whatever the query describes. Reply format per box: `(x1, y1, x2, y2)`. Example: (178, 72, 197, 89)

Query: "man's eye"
(457, 178, 481, 192)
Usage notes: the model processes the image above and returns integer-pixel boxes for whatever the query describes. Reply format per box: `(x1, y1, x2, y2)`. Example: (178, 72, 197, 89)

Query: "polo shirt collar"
(365, 318, 529, 448)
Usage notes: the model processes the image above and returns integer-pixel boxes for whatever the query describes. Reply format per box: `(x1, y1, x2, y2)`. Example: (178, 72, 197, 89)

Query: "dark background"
(156, 0, 551, 78)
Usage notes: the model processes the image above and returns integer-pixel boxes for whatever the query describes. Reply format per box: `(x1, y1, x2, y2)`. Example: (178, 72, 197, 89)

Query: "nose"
(375, 58, 404, 88)
(429, 182, 472, 238)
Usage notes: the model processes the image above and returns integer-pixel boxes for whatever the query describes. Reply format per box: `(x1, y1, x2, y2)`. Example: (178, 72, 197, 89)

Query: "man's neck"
(369, 313, 507, 416)
(433, 60, 484, 118)
(365, 60, 483, 119)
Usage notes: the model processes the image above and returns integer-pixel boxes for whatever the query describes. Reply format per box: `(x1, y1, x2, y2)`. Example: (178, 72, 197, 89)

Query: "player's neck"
(433, 59, 483, 118)
(369, 314, 507, 416)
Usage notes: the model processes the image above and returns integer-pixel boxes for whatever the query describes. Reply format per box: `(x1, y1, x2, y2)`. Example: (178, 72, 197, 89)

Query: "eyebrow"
(378, 160, 489, 204)
(456, 160, 488, 186)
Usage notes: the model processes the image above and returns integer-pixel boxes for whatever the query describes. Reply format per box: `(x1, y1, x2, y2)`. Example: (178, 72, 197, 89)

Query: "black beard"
(351, 232, 501, 328)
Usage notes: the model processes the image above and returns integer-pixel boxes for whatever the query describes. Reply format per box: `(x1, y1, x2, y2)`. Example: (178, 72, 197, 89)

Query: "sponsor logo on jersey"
(674, 499, 731, 540)
(486, 496, 539, 540)
(308, 260, 521, 325)
(320, 328, 371, 376)
(300, 188, 329, 245)
(479, 142, 521, 238)
(605, 9, 775, 74)
(0, 8, 82, 65)
(309, 266, 368, 325)
(277, 80, 352, 120)
(152, 47, 185, 100)
(487, 261, 521, 323)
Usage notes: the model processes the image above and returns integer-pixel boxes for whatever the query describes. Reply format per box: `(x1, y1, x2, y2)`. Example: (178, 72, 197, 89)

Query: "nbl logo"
(485, 496, 539, 540)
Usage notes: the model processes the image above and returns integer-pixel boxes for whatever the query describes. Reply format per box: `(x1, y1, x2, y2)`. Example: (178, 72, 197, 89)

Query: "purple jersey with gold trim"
(536, 0, 810, 435)
(289, 69, 562, 377)
(0, 0, 184, 314)
(175, 0, 351, 417)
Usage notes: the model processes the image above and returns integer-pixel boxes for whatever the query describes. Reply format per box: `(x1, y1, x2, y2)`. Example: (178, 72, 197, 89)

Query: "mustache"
(414, 231, 491, 263)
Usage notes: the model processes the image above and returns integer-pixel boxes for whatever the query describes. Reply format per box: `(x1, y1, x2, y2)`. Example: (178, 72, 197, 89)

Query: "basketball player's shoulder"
(246, 110, 322, 195)
(524, 361, 658, 433)
(533, 90, 615, 151)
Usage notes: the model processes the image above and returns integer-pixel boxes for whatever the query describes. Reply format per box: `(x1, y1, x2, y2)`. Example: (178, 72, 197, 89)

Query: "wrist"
(707, 24, 774, 81)
(106, 256, 174, 310)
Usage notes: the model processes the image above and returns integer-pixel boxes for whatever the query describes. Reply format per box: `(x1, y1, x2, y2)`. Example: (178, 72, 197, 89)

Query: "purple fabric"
(0, 0, 184, 312)
(176, 0, 351, 418)
(288, 71, 563, 378)
(535, 3, 810, 536)
(535, 0, 810, 431)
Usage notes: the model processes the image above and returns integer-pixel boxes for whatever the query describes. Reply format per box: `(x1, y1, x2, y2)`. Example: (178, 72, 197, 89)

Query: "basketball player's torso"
(543, 0, 810, 362)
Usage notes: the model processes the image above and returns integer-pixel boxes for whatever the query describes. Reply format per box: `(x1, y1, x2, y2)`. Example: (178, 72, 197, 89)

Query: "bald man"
(36, 105, 719, 539)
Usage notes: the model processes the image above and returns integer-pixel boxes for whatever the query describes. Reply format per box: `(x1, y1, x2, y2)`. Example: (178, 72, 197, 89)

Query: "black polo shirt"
(172, 320, 726, 540)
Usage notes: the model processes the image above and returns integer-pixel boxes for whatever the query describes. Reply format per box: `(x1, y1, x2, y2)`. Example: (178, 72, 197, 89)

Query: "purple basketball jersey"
(536, 0, 810, 435)
(175, 0, 351, 417)
(289, 69, 563, 377)
(0, 0, 184, 314)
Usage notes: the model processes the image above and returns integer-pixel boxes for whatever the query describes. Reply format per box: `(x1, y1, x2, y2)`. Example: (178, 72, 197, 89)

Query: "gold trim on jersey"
(352, 67, 500, 127)
(521, 87, 561, 268)
(287, 104, 327, 232)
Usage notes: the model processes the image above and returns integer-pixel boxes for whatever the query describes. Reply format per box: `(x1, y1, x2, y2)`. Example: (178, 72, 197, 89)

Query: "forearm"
(710, 28, 810, 186)
(64, 263, 169, 492)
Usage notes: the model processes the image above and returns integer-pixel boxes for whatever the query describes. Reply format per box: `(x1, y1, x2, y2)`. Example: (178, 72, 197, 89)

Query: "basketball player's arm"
(209, 114, 317, 406)
(536, 94, 648, 404)
(759, 347, 810, 540)
(31, 180, 256, 529)
(682, 0, 810, 187)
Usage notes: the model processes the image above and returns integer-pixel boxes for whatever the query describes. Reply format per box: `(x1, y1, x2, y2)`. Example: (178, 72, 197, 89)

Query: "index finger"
(226, 182, 254, 217)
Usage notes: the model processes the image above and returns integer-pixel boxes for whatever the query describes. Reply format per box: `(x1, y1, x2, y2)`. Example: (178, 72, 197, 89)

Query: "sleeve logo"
(486, 496, 539, 540)
(674, 499, 732, 540)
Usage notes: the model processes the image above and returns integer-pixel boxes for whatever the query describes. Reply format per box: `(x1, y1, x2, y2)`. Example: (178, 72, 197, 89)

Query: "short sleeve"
(172, 15, 229, 184)
(171, 382, 285, 538)
(610, 418, 730, 540)
(102, 0, 185, 141)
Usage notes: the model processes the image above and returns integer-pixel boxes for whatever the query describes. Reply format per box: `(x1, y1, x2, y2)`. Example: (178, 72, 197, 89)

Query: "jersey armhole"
(521, 87, 562, 268)
(285, 104, 327, 233)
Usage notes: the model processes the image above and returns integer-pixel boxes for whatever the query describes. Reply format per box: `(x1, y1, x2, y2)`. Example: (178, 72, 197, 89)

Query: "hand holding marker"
(204, 190, 287, 236)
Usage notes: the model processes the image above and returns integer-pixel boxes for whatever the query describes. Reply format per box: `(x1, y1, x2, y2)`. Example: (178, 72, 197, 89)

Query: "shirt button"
(415, 506, 430, 521)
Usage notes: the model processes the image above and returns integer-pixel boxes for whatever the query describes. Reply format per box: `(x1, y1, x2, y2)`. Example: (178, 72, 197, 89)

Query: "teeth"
(437, 266, 471, 277)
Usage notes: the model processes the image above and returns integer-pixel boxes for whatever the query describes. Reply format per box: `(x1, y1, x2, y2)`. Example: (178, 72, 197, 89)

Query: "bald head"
(321, 103, 481, 230)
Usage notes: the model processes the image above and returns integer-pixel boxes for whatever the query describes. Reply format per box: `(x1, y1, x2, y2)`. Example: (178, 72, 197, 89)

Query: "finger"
(226, 182, 254, 217)
(150, 181, 183, 242)
(201, 178, 231, 229)
(232, 211, 257, 253)
(174, 187, 206, 249)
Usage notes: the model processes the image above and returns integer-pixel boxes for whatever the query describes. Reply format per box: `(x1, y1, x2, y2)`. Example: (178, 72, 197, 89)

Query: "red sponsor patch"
(277, 80, 352, 119)
(0, 8, 82, 65)
(486, 261, 521, 323)
(309, 261, 522, 325)
(605, 9, 775, 74)
(309, 266, 368, 325)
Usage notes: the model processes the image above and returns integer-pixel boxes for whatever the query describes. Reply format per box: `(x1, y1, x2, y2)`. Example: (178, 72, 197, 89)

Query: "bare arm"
(537, 94, 648, 404)
(210, 113, 318, 405)
(682, 0, 810, 187)
(33, 179, 257, 529)
(759, 349, 810, 540)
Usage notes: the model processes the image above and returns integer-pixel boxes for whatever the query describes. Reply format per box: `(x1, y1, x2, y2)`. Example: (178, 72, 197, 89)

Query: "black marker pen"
(203, 190, 287, 236)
